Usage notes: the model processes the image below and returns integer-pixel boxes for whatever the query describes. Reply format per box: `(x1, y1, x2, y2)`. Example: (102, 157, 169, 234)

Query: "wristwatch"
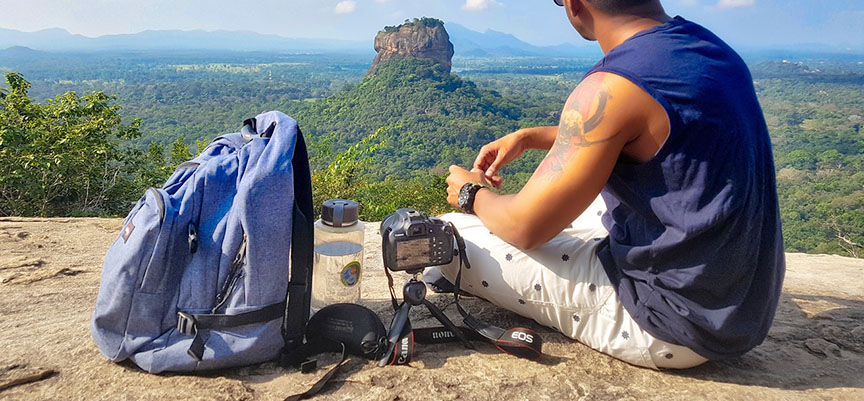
(458, 182, 488, 214)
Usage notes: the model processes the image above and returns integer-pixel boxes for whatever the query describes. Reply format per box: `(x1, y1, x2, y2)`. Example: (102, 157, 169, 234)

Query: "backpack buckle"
(177, 312, 197, 335)
(187, 223, 199, 254)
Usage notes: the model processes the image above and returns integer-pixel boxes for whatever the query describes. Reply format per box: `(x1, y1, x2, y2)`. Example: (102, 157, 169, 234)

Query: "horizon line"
(2, 25, 863, 54)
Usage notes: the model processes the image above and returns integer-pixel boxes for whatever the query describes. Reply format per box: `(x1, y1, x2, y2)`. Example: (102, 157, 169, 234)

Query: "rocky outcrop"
(3, 216, 864, 400)
(369, 18, 454, 74)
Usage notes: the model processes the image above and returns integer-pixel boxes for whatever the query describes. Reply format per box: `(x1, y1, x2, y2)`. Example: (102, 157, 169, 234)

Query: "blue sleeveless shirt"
(589, 17, 785, 359)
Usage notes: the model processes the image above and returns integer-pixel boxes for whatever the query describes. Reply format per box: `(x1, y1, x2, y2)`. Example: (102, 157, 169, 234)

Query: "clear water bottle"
(310, 199, 365, 313)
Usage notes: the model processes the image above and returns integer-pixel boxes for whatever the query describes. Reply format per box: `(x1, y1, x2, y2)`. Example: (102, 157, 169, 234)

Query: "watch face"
(458, 183, 475, 212)
(458, 187, 470, 208)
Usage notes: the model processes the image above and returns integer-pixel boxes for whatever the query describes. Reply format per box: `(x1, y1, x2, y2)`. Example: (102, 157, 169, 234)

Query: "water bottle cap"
(321, 199, 359, 227)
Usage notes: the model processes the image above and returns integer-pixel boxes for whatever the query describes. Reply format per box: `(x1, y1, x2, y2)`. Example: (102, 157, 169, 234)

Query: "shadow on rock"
(674, 293, 864, 390)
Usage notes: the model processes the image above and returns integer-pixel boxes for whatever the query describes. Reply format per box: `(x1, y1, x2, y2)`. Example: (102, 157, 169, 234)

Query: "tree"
(310, 128, 386, 218)
(0, 72, 145, 216)
(827, 214, 864, 258)
(308, 127, 453, 221)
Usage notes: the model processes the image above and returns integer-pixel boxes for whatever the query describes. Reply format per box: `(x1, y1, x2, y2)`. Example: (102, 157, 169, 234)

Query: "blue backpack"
(91, 111, 314, 373)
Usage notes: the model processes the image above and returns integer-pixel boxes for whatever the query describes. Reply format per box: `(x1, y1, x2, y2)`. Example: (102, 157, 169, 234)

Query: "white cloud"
(334, 1, 357, 15)
(717, 0, 755, 9)
(462, 0, 500, 12)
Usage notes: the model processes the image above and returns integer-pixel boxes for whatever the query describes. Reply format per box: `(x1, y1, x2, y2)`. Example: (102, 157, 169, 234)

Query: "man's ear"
(566, 0, 584, 15)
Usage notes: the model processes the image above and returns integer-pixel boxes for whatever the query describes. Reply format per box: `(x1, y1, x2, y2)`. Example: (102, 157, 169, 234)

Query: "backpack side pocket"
(91, 187, 176, 361)
(138, 188, 177, 294)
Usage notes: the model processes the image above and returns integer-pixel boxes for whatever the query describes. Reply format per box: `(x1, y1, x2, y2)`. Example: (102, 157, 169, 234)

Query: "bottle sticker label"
(340, 261, 361, 287)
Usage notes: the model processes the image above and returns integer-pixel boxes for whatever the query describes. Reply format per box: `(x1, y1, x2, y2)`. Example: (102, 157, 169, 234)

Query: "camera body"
(380, 208, 455, 273)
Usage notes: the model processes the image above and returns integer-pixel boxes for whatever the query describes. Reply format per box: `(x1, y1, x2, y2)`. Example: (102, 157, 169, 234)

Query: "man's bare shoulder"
(534, 71, 665, 177)
(558, 72, 617, 146)
(567, 71, 670, 162)
(570, 71, 665, 126)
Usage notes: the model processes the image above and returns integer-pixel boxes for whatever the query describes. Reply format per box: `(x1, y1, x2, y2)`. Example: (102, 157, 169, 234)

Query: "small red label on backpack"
(122, 222, 135, 243)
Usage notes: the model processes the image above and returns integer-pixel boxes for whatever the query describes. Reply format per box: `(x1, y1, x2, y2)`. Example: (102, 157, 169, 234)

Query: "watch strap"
(459, 182, 488, 214)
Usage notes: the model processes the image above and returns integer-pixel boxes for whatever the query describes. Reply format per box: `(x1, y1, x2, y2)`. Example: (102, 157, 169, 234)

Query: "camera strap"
(448, 223, 543, 361)
(282, 341, 349, 401)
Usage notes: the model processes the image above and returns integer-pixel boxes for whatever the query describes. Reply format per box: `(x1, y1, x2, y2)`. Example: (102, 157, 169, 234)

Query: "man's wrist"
(514, 128, 533, 148)
(472, 184, 492, 214)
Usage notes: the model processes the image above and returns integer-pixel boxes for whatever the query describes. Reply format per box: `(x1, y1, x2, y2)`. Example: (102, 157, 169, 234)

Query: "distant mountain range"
(445, 24, 598, 57)
(0, 24, 598, 57)
(0, 27, 370, 53)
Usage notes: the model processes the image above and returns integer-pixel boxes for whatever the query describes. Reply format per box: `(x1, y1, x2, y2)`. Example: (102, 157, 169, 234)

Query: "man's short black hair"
(588, 0, 655, 14)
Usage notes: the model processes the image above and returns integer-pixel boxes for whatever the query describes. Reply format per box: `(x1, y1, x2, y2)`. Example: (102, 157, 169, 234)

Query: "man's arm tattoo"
(536, 76, 619, 177)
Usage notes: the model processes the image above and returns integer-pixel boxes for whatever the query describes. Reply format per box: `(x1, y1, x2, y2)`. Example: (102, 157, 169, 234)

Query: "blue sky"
(0, 0, 862, 50)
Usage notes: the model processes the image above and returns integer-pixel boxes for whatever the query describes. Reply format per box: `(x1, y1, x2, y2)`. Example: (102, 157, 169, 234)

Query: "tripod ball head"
(403, 279, 427, 305)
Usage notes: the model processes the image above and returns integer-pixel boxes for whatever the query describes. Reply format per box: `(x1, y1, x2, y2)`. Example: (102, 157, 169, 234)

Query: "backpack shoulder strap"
(283, 127, 314, 351)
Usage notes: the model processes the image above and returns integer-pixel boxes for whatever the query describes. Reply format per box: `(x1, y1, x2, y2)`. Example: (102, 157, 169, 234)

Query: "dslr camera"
(380, 208, 455, 273)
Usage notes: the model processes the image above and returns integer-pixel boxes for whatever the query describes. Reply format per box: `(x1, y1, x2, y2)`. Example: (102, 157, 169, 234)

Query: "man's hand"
(473, 132, 525, 189)
(446, 165, 488, 209)
(473, 126, 558, 189)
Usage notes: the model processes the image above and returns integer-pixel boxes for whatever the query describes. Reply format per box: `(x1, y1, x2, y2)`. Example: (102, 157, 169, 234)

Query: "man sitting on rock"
(438, 0, 785, 369)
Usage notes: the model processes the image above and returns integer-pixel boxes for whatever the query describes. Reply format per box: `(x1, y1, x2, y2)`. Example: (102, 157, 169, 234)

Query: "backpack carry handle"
(242, 117, 278, 141)
(241, 119, 257, 142)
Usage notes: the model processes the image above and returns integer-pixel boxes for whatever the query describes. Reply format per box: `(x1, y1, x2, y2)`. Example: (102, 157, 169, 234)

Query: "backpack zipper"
(212, 232, 247, 313)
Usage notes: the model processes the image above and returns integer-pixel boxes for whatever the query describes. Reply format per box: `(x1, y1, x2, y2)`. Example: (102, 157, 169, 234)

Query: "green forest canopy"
(1, 53, 862, 258)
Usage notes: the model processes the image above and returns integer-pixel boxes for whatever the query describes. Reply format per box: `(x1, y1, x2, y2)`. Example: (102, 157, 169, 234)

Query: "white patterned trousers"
(436, 197, 707, 369)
